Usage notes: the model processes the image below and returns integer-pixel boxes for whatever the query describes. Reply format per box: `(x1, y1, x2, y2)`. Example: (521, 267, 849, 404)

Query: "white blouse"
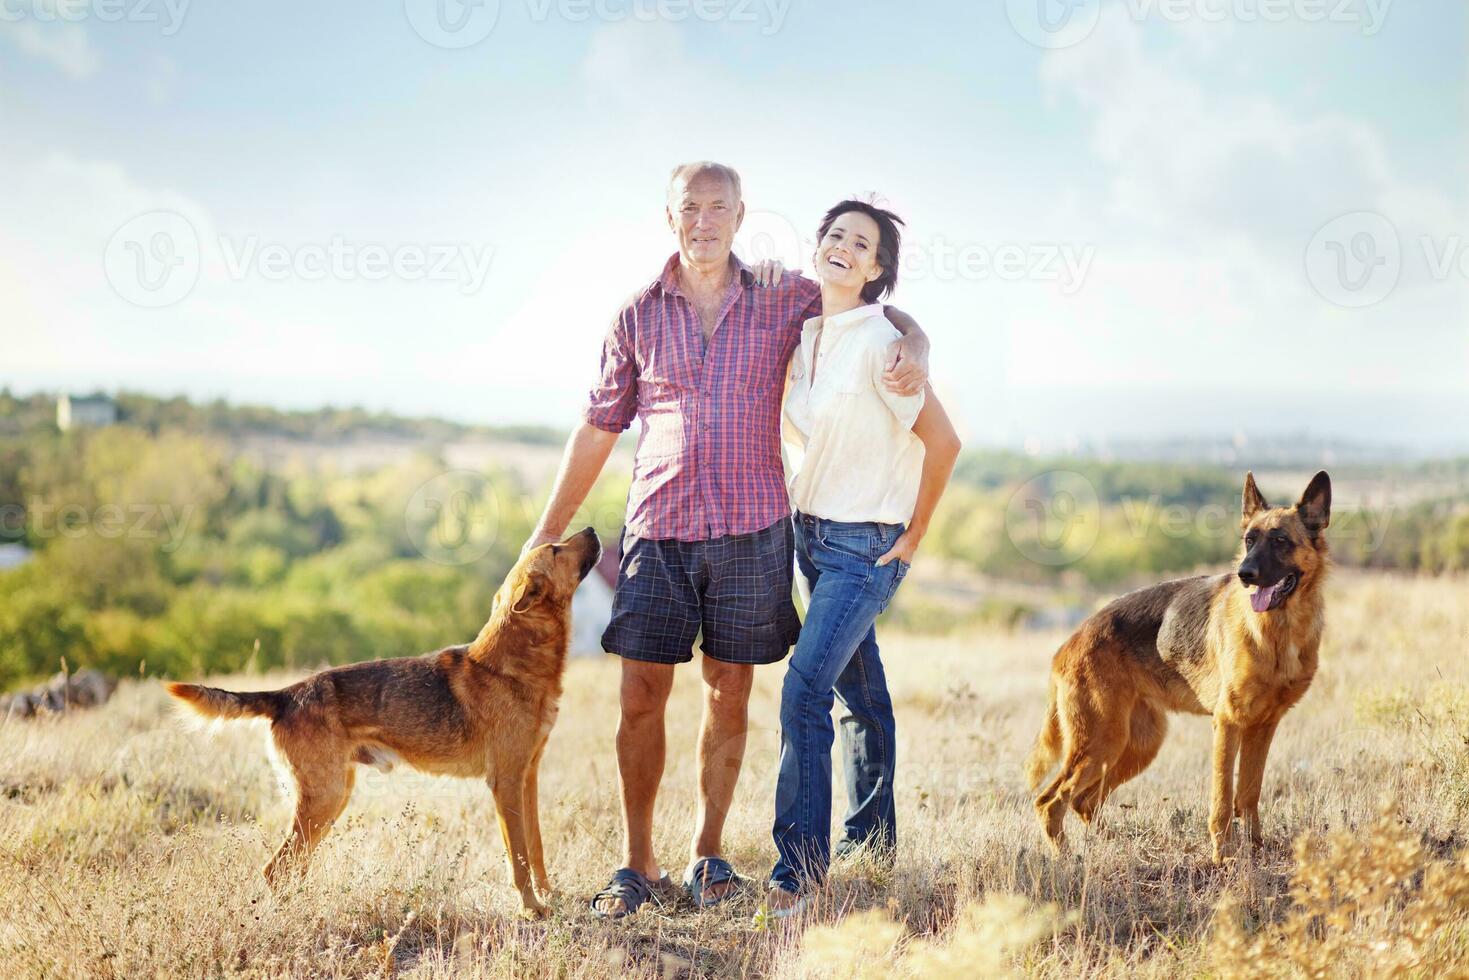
(782, 303, 926, 525)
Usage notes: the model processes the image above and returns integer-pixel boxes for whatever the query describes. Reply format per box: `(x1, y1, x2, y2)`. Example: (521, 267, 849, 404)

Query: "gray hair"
(666, 161, 742, 205)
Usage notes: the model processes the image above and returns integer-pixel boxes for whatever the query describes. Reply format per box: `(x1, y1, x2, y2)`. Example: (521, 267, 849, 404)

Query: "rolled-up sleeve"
(585, 309, 639, 433)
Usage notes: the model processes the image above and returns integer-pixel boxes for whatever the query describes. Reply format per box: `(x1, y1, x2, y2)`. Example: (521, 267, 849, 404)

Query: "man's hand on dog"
(522, 528, 561, 556)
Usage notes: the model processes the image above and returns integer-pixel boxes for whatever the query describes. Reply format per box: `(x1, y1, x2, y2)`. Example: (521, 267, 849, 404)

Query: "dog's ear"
(1241, 471, 1269, 525)
(1296, 470, 1331, 535)
(509, 572, 545, 614)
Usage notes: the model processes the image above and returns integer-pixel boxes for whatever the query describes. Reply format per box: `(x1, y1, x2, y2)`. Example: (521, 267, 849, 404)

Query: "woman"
(765, 199, 962, 915)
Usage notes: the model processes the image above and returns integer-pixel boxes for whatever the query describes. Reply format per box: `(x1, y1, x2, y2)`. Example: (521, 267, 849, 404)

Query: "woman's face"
(814, 210, 884, 295)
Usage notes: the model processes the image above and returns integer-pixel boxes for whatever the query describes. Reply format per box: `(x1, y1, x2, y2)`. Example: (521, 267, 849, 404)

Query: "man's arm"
(524, 422, 620, 552)
(881, 306, 930, 397)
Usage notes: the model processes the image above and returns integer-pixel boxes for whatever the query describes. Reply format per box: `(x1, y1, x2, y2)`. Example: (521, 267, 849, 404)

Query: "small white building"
(57, 394, 118, 431)
(0, 544, 32, 571)
(569, 539, 620, 657)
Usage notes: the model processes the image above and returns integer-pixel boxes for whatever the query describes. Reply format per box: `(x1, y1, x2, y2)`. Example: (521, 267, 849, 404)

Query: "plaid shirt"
(586, 253, 821, 541)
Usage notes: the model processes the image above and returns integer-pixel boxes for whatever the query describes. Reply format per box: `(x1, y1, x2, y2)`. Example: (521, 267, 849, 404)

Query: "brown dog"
(167, 527, 601, 917)
(1026, 472, 1330, 863)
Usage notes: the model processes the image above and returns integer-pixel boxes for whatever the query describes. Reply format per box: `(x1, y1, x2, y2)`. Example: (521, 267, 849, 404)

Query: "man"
(523, 161, 929, 918)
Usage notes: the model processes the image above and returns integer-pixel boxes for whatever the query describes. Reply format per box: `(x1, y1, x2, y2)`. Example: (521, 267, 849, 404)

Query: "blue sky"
(2, 0, 1465, 451)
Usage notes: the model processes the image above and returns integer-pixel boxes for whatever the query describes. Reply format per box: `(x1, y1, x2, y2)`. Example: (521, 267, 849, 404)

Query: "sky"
(2, 0, 1466, 452)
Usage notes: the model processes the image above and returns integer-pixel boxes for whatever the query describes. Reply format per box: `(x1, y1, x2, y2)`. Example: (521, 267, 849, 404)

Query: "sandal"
(683, 856, 742, 909)
(589, 867, 671, 920)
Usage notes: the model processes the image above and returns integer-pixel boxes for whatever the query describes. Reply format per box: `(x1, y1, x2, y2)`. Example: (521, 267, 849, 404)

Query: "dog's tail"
(1025, 679, 1063, 791)
(166, 682, 286, 722)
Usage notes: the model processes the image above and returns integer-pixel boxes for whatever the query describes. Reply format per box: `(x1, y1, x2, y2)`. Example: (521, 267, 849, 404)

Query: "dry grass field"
(3, 570, 1468, 978)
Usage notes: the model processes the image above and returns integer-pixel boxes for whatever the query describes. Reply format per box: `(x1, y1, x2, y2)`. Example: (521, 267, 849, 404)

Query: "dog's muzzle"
(576, 527, 602, 580)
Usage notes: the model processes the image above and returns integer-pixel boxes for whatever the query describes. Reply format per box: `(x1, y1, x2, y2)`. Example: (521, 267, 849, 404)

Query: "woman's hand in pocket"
(875, 529, 921, 568)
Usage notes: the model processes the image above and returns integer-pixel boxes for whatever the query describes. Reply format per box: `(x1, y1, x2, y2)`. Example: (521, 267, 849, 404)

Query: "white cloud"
(145, 54, 178, 104)
(580, 19, 727, 111)
(0, 150, 407, 387)
(1040, 10, 1406, 244)
(1012, 4, 1468, 401)
(1, 19, 99, 78)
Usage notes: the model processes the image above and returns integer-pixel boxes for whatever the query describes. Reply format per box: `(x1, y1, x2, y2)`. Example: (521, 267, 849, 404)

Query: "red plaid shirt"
(586, 253, 821, 541)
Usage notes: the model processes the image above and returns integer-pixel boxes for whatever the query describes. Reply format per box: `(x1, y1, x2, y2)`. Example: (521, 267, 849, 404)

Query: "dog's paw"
(1210, 847, 1239, 869)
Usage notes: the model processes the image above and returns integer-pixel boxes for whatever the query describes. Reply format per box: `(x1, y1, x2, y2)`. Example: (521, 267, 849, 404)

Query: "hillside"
(0, 390, 1466, 692)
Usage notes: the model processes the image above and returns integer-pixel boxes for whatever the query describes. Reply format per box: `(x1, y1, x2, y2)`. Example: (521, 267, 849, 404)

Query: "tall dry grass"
(1, 570, 1466, 977)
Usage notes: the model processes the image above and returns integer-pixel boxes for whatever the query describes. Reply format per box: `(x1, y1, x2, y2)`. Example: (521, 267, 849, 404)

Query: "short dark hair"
(816, 198, 906, 303)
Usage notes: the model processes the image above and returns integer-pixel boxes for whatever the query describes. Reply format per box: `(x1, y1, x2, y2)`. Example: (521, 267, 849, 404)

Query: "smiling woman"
(812, 199, 904, 305)
(764, 197, 963, 916)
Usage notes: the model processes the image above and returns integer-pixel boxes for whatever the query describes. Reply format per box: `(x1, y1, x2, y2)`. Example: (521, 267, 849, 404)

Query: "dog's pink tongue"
(1250, 581, 1281, 613)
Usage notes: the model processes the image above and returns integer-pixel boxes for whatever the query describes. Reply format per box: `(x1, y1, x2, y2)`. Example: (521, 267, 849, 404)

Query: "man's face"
(666, 172, 744, 267)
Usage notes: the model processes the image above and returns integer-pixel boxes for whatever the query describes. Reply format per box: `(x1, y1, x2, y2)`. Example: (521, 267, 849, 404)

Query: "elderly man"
(523, 161, 929, 918)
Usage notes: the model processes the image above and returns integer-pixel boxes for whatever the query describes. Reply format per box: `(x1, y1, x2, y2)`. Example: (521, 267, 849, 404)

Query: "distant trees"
(0, 387, 562, 445)
(0, 391, 1464, 689)
(0, 414, 565, 687)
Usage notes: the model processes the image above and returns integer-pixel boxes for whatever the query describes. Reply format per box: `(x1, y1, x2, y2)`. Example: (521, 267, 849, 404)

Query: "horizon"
(8, 382, 1464, 464)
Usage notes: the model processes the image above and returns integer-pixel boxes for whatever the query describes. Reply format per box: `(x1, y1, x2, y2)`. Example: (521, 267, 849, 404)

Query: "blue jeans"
(770, 512, 909, 893)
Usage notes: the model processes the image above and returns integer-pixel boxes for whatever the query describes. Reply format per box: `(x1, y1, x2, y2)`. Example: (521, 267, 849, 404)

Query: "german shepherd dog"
(167, 527, 601, 918)
(1026, 472, 1330, 863)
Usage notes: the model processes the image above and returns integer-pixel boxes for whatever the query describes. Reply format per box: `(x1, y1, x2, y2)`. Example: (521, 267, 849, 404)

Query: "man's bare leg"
(593, 658, 675, 916)
(690, 657, 754, 902)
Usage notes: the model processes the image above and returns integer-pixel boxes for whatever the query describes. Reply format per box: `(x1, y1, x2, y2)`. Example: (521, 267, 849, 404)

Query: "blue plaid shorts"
(601, 517, 801, 665)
